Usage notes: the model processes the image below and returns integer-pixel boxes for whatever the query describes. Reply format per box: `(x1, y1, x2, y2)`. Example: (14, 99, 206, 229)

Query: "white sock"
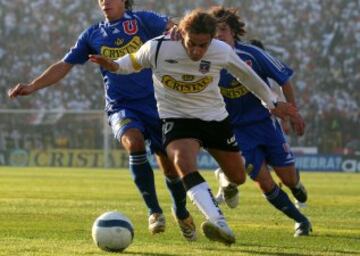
(187, 181, 225, 222)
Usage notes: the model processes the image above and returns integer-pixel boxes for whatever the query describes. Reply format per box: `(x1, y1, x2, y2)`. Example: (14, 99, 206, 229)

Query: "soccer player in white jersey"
(88, 9, 303, 245)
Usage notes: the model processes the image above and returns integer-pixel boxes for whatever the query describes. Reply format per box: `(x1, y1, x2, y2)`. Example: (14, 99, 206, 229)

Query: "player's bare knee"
(121, 133, 145, 152)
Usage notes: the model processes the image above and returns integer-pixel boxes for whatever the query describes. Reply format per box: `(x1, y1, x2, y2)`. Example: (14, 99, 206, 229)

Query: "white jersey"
(115, 35, 277, 121)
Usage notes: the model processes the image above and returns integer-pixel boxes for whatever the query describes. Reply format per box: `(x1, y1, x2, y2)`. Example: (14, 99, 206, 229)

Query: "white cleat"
(201, 219, 235, 245)
(214, 168, 239, 208)
(148, 213, 166, 234)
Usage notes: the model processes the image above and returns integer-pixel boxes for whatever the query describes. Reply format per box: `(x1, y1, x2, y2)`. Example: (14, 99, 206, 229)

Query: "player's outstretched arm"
(88, 55, 119, 72)
(8, 83, 37, 98)
(8, 61, 73, 99)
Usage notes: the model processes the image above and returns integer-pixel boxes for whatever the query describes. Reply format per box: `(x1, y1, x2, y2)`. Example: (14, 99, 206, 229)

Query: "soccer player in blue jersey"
(7, 0, 196, 241)
(209, 6, 312, 237)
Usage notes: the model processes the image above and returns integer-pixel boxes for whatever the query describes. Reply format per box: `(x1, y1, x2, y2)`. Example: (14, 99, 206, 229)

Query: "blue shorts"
(234, 117, 295, 180)
(109, 108, 164, 154)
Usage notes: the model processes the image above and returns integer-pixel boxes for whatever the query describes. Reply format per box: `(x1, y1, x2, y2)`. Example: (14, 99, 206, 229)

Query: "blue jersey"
(63, 11, 168, 115)
(219, 41, 293, 126)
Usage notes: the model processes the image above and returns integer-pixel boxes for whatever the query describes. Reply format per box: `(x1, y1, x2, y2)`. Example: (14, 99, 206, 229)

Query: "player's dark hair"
(125, 0, 133, 11)
(209, 6, 246, 40)
(250, 39, 265, 50)
(179, 9, 217, 38)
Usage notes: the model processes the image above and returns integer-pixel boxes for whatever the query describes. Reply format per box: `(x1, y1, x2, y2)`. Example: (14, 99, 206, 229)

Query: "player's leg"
(206, 118, 246, 209)
(266, 118, 308, 204)
(155, 152, 196, 241)
(121, 128, 165, 233)
(109, 111, 163, 234)
(256, 165, 311, 234)
(263, 121, 311, 236)
(255, 163, 311, 236)
(208, 150, 245, 208)
(143, 113, 196, 240)
(163, 118, 235, 245)
(274, 165, 308, 204)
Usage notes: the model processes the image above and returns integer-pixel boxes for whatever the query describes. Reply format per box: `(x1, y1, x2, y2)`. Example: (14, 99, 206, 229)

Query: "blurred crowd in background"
(0, 0, 359, 154)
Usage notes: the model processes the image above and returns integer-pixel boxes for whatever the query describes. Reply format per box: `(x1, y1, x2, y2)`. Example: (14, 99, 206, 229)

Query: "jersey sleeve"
(134, 11, 169, 38)
(133, 40, 153, 68)
(114, 40, 153, 74)
(254, 48, 294, 86)
(63, 28, 94, 65)
(224, 47, 278, 109)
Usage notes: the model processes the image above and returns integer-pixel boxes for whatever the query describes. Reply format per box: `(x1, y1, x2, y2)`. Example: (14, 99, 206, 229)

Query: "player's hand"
(271, 102, 306, 136)
(168, 25, 182, 41)
(289, 112, 305, 136)
(8, 83, 36, 99)
(88, 55, 119, 72)
(270, 102, 298, 121)
(280, 118, 291, 134)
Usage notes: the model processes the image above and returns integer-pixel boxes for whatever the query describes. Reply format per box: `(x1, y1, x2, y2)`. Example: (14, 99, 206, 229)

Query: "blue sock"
(165, 176, 189, 220)
(129, 151, 162, 215)
(265, 185, 307, 223)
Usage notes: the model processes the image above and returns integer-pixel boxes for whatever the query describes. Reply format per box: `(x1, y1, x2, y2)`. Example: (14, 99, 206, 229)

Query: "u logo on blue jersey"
(123, 20, 138, 35)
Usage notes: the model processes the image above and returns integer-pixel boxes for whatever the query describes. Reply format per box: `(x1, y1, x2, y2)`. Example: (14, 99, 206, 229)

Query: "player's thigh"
(273, 165, 298, 188)
(208, 148, 246, 185)
(166, 138, 201, 177)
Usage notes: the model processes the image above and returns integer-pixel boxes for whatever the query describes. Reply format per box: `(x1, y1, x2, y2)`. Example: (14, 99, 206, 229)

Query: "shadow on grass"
(316, 233, 360, 241)
(203, 246, 307, 256)
(124, 252, 176, 256)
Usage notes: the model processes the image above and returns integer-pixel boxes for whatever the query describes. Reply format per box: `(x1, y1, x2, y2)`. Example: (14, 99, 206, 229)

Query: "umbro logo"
(226, 136, 237, 146)
(165, 59, 178, 64)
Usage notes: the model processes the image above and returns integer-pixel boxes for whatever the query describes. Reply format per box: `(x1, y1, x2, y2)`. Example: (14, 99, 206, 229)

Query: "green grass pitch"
(0, 167, 359, 256)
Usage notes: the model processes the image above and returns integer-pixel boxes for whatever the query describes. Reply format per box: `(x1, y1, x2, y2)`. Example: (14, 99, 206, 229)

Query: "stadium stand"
(0, 0, 359, 154)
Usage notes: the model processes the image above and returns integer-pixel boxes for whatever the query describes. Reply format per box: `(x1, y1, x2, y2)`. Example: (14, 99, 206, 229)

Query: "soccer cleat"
(214, 187, 225, 205)
(148, 213, 166, 234)
(172, 209, 197, 241)
(215, 168, 239, 208)
(294, 200, 307, 209)
(291, 181, 308, 203)
(201, 219, 236, 245)
(294, 220, 312, 237)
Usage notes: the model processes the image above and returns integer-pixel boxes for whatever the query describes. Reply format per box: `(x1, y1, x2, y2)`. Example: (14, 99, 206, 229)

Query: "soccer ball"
(92, 211, 134, 252)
